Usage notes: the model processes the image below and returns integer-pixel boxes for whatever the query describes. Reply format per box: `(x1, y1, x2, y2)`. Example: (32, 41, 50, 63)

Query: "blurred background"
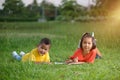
(0, 0, 120, 22)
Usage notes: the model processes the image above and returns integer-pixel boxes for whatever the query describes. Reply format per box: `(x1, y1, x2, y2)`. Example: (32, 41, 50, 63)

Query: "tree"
(2, 0, 25, 16)
(40, 0, 56, 20)
(90, 0, 120, 16)
(25, 0, 40, 18)
(58, 0, 87, 21)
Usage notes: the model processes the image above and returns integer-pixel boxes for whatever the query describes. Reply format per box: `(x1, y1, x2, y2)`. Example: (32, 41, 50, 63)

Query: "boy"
(12, 38, 51, 64)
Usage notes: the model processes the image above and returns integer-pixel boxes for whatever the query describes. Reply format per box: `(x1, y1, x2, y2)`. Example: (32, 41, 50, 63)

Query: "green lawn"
(0, 21, 120, 80)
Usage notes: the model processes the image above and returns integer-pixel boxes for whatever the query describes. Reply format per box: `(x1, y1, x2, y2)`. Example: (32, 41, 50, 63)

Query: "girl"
(78, 32, 102, 59)
(66, 32, 102, 64)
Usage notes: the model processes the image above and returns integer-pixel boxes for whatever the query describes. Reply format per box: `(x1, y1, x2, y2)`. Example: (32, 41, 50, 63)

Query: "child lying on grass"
(66, 32, 102, 65)
(12, 38, 51, 64)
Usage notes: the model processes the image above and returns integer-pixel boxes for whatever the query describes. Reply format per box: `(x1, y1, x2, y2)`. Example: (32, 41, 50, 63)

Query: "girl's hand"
(73, 57, 78, 62)
(65, 59, 73, 64)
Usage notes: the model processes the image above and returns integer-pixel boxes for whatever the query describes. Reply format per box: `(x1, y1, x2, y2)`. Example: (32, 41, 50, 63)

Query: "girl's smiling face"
(82, 37, 93, 54)
(38, 43, 50, 55)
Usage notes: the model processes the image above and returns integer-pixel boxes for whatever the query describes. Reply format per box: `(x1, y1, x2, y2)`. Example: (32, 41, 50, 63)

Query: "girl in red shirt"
(66, 32, 102, 64)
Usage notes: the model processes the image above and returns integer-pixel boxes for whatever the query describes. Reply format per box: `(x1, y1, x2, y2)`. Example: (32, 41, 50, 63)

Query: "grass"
(0, 21, 120, 80)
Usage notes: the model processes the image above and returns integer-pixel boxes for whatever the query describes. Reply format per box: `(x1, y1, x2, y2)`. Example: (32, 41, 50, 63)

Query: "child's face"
(38, 43, 50, 55)
(82, 37, 93, 53)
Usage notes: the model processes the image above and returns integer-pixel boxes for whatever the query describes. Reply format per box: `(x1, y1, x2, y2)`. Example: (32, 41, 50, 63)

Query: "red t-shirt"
(70, 48, 97, 63)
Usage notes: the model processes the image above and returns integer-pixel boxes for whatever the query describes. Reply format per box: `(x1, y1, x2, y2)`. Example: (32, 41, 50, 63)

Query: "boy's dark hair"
(80, 33, 96, 50)
(39, 38, 51, 45)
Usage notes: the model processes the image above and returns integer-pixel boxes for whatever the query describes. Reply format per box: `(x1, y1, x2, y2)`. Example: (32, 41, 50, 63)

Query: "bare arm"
(66, 57, 85, 65)
(96, 48, 102, 57)
(68, 62, 85, 65)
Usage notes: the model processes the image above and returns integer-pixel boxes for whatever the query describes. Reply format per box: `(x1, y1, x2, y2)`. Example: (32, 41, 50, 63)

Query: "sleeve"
(70, 49, 80, 60)
(86, 50, 96, 63)
(44, 53, 50, 62)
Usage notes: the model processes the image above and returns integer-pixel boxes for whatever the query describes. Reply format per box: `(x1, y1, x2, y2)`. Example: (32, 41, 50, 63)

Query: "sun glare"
(109, 5, 120, 20)
(106, 4, 120, 27)
(111, 9, 120, 20)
